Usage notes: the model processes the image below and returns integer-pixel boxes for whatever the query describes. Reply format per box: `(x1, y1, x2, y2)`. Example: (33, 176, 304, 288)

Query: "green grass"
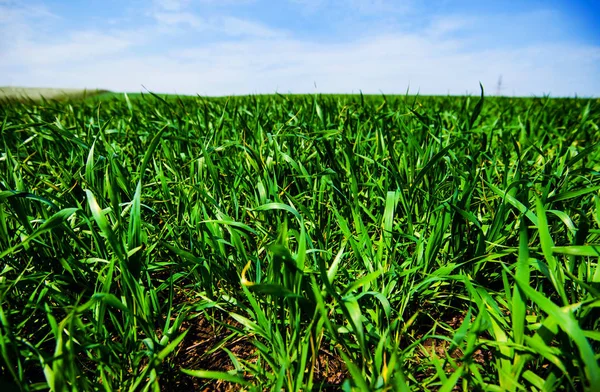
(0, 91, 599, 391)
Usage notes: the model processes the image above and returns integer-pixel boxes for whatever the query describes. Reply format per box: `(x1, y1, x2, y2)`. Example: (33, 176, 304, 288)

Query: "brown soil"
(158, 286, 493, 391)
(159, 308, 349, 391)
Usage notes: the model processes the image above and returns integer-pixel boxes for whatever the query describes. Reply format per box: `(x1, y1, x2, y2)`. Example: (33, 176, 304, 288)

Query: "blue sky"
(1, 0, 598, 96)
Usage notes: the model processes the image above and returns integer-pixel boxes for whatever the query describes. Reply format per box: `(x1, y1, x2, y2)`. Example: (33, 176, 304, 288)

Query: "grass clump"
(0, 91, 599, 391)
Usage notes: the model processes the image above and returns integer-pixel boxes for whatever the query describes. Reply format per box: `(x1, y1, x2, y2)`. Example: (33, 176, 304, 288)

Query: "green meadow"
(0, 91, 599, 391)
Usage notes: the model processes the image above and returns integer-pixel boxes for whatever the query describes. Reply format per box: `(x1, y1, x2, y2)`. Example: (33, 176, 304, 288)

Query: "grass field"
(0, 91, 599, 391)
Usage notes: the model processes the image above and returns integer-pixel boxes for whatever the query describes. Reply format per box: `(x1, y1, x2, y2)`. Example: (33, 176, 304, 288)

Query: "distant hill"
(0, 87, 110, 101)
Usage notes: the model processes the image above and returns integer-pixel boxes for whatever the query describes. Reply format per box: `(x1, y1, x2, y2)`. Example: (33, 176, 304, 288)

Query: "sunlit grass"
(0, 91, 599, 391)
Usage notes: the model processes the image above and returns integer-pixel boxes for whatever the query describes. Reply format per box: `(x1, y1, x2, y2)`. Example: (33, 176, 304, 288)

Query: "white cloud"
(4, 31, 598, 96)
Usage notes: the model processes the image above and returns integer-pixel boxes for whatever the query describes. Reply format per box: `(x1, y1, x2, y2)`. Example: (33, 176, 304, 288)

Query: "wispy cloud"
(2, 30, 137, 67)
(290, 0, 410, 14)
(153, 0, 191, 12)
(426, 15, 474, 37)
(0, 0, 56, 21)
(151, 11, 284, 37)
(149, 0, 283, 38)
(219, 16, 286, 38)
(0, 1, 57, 42)
(152, 11, 204, 28)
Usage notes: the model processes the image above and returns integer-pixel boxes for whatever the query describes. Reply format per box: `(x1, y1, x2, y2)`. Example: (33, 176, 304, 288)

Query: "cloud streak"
(151, 11, 285, 38)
